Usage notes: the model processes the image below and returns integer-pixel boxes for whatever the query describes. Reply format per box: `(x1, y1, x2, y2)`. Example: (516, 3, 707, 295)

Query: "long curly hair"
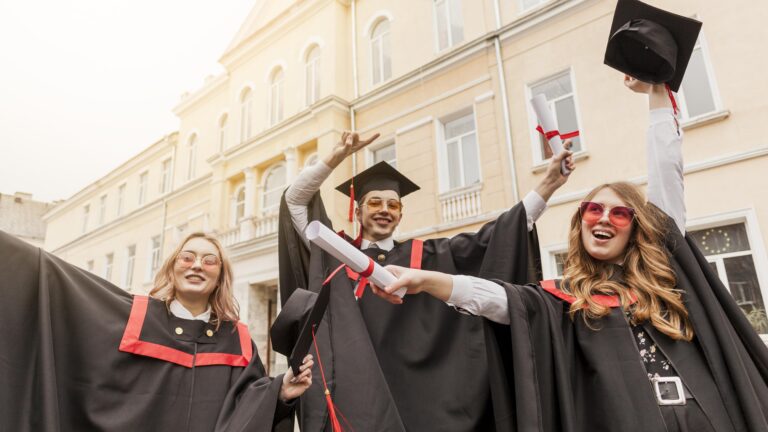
(562, 182, 693, 341)
(149, 232, 239, 330)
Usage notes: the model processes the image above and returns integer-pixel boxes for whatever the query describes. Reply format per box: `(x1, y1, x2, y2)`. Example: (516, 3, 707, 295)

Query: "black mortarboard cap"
(270, 283, 330, 376)
(335, 161, 420, 203)
(604, 0, 702, 92)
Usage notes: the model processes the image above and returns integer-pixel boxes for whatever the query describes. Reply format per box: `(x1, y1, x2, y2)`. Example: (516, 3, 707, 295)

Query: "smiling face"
(172, 237, 222, 304)
(355, 190, 403, 242)
(579, 187, 634, 264)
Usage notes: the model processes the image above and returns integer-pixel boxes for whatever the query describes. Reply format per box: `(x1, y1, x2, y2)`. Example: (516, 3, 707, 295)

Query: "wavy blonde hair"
(562, 182, 693, 341)
(149, 232, 239, 330)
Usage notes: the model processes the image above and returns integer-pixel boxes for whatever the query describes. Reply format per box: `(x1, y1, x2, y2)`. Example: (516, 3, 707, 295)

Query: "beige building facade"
(44, 0, 768, 372)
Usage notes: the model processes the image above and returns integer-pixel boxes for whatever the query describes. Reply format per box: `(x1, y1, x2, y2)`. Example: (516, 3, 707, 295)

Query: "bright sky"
(0, 0, 257, 202)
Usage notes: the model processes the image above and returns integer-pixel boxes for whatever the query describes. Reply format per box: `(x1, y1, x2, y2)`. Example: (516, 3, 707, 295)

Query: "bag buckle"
(651, 376, 686, 406)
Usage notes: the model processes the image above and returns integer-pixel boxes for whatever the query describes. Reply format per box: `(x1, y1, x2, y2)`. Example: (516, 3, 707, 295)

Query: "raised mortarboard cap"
(604, 0, 702, 92)
(270, 283, 330, 376)
(335, 161, 420, 203)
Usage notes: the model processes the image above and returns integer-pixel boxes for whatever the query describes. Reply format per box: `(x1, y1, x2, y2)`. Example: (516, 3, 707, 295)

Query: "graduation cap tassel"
(312, 326, 345, 432)
(665, 84, 679, 116)
(348, 182, 355, 223)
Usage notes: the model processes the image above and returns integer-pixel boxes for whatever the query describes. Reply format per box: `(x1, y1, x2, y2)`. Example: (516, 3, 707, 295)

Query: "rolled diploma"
(305, 221, 406, 297)
(530, 94, 571, 175)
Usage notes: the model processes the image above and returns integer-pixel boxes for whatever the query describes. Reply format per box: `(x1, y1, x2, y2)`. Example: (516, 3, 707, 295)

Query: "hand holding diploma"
(530, 94, 575, 175)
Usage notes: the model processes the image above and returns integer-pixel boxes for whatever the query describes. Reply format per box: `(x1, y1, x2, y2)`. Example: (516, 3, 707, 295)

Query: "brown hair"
(562, 182, 693, 341)
(149, 232, 239, 329)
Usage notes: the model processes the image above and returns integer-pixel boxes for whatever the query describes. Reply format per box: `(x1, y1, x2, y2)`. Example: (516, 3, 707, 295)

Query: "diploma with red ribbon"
(306, 220, 406, 297)
(530, 94, 577, 175)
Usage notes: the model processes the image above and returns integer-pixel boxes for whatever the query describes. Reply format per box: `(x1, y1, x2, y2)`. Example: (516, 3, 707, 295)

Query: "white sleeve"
(646, 108, 686, 234)
(284, 161, 333, 245)
(522, 190, 547, 232)
(446, 275, 510, 325)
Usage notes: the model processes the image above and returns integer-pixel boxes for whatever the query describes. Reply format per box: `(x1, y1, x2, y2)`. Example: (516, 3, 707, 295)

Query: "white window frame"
(269, 68, 285, 126)
(138, 171, 148, 206)
(305, 46, 321, 107)
(542, 242, 569, 280)
(231, 184, 246, 226)
(82, 204, 90, 233)
(435, 108, 483, 193)
(370, 19, 392, 86)
(518, 0, 548, 13)
(160, 158, 172, 194)
(366, 138, 397, 168)
(98, 194, 107, 225)
(146, 235, 162, 282)
(261, 162, 287, 214)
(240, 87, 253, 143)
(187, 134, 197, 181)
(525, 68, 586, 167)
(124, 244, 136, 290)
(676, 31, 723, 122)
(104, 253, 114, 282)
(116, 183, 126, 217)
(432, 0, 464, 52)
(687, 209, 768, 332)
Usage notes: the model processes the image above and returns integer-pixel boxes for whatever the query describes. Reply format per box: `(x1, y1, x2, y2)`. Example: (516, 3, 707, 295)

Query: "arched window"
(240, 88, 252, 142)
(269, 68, 285, 126)
(233, 184, 246, 225)
(262, 163, 287, 213)
(218, 113, 228, 152)
(187, 134, 197, 180)
(371, 20, 392, 85)
(305, 46, 321, 106)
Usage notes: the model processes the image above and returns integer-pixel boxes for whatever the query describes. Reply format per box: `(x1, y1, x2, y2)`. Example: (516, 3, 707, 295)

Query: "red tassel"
(312, 327, 346, 432)
(665, 84, 679, 116)
(348, 182, 355, 222)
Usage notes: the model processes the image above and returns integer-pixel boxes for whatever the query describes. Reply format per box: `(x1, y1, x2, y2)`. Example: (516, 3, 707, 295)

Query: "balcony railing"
(439, 183, 482, 223)
(221, 213, 279, 248)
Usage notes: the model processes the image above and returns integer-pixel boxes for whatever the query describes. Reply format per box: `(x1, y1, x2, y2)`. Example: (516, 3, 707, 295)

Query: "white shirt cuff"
(522, 190, 547, 231)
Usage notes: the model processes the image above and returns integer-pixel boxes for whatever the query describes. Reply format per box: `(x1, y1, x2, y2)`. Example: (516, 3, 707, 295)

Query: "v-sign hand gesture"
(325, 131, 381, 168)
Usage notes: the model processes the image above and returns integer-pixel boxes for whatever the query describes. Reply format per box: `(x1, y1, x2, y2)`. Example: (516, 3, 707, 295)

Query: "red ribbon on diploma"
(535, 125, 580, 140)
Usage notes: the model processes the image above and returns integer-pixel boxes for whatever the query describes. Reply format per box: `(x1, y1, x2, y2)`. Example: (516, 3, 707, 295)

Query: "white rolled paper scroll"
(530, 93, 571, 175)
(305, 221, 406, 298)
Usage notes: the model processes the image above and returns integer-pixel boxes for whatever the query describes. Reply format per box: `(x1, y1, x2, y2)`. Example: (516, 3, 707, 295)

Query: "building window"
(371, 19, 392, 86)
(262, 163, 287, 213)
(218, 113, 228, 152)
(138, 171, 148, 205)
(678, 34, 719, 120)
(124, 245, 136, 290)
(305, 46, 321, 106)
(117, 183, 126, 217)
(147, 235, 161, 281)
(82, 204, 90, 233)
(371, 141, 397, 168)
(442, 113, 480, 190)
(187, 134, 197, 181)
(690, 223, 767, 333)
(104, 253, 114, 282)
(99, 195, 107, 225)
(160, 158, 172, 194)
(269, 68, 285, 126)
(529, 71, 583, 162)
(519, 0, 547, 12)
(434, 0, 463, 51)
(240, 88, 252, 143)
(234, 185, 246, 224)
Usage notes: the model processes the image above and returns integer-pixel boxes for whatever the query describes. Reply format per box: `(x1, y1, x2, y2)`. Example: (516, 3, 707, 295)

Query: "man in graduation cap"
(277, 128, 575, 431)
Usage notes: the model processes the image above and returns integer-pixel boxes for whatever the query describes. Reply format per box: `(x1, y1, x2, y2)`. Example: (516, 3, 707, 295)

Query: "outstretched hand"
(280, 354, 313, 402)
(624, 74, 672, 109)
(535, 140, 575, 201)
(370, 265, 453, 304)
(325, 131, 381, 168)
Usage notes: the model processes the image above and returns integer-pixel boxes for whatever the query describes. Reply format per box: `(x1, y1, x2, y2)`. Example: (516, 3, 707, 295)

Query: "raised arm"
(625, 76, 686, 234)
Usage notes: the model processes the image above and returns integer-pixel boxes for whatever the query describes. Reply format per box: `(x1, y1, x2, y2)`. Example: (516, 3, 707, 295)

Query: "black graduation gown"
(277, 192, 541, 432)
(486, 218, 768, 432)
(0, 230, 292, 432)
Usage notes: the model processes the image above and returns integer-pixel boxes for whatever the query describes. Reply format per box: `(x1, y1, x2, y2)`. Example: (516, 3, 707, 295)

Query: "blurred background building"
(42, 0, 768, 373)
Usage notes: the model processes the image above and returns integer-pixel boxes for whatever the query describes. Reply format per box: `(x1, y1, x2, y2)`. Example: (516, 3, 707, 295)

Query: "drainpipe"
(492, 0, 520, 203)
(350, 0, 360, 238)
